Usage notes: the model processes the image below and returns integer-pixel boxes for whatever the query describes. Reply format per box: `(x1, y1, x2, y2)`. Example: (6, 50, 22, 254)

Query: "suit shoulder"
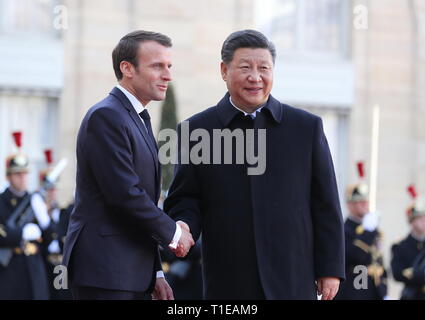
(84, 96, 126, 125)
(181, 105, 218, 128)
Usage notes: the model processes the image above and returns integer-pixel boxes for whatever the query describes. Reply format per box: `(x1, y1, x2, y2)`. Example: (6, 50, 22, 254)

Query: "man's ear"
(220, 62, 228, 81)
(120, 61, 133, 79)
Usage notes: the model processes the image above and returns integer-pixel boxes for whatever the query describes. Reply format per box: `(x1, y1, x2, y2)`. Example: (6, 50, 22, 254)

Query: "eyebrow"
(149, 61, 172, 67)
(238, 58, 271, 65)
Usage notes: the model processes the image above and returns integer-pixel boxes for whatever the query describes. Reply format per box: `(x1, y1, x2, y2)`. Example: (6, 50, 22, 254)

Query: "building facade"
(1, 0, 424, 298)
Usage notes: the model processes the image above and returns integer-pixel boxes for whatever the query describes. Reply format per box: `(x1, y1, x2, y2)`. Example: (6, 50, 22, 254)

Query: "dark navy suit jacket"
(63, 87, 176, 292)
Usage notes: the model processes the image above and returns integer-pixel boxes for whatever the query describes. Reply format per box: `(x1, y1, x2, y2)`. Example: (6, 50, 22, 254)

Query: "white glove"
(51, 207, 61, 223)
(48, 240, 61, 253)
(362, 211, 379, 232)
(22, 223, 42, 241)
(31, 193, 51, 230)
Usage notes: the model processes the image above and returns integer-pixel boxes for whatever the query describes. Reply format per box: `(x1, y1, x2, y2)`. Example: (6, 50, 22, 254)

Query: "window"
(255, 0, 348, 58)
(0, 0, 57, 36)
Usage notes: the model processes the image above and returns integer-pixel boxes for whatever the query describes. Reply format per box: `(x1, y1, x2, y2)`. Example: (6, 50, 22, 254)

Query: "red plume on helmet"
(44, 149, 53, 165)
(407, 184, 417, 199)
(346, 161, 369, 202)
(39, 149, 55, 184)
(357, 161, 365, 179)
(406, 184, 425, 221)
(12, 131, 22, 149)
(6, 131, 28, 174)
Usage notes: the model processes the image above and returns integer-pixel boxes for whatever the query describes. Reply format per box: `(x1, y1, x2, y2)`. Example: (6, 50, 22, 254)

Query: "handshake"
(170, 221, 195, 258)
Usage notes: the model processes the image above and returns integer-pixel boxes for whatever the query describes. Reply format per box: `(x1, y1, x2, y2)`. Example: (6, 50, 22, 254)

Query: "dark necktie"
(139, 109, 157, 149)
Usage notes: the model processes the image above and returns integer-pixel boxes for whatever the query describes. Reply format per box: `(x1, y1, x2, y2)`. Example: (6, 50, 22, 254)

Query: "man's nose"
(162, 67, 172, 81)
(247, 70, 261, 82)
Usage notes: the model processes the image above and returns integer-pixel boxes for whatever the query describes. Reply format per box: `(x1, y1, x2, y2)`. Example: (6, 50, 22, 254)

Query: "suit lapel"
(109, 87, 160, 182)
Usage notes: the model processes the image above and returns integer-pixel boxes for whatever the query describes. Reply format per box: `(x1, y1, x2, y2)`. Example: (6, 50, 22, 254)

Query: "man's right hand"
(172, 221, 194, 258)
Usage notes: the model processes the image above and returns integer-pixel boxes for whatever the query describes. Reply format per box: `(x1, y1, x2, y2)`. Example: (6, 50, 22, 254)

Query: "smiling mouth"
(245, 88, 262, 93)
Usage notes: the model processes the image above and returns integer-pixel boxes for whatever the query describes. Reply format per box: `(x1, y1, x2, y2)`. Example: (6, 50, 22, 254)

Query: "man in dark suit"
(164, 30, 345, 300)
(62, 31, 194, 300)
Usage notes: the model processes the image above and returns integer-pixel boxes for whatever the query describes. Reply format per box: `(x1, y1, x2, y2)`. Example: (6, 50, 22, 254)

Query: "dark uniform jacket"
(41, 203, 73, 300)
(391, 234, 425, 300)
(335, 218, 388, 300)
(0, 188, 50, 299)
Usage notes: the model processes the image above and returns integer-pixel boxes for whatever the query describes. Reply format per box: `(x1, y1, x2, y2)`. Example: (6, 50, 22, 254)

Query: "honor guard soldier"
(39, 149, 72, 300)
(0, 132, 52, 299)
(335, 162, 388, 300)
(391, 185, 425, 300)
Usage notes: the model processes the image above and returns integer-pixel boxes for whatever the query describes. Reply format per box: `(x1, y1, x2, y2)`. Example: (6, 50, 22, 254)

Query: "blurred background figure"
(38, 149, 72, 300)
(0, 132, 50, 299)
(160, 239, 203, 300)
(335, 162, 388, 300)
(158, 192, 203, 300)
(391, 185, 425, 300)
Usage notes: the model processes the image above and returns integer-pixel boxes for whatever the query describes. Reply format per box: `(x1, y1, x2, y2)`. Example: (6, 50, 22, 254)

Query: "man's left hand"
(152, 277, 174, 300)
(316, 277, 340, 300)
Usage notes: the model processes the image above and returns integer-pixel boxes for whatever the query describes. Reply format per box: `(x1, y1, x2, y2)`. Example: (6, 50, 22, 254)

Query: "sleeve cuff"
(168, 223, 182, 250)
(156, 271, 165, 278)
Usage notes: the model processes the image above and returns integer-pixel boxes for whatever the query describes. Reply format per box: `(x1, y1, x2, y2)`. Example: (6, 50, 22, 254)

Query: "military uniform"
(335, 218, 388, 299)
(38, 149, 72, 300)
(391, 235, 425, 299)
(0, 132, 53, 299)
(40, 203, 73, 300)
(335, 162, 388, 300)
(0, 188, 51, 299)
(390, 184, 425, 300)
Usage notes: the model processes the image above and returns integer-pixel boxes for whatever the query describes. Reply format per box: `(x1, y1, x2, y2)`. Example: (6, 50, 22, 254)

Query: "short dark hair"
(221, 29, 276, 64)
(112, 30, 172, 80)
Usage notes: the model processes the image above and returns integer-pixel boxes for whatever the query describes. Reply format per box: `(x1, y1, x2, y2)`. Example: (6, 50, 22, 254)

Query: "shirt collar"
(8, 186, 27, 198)
(229, 97, 264, 119)
(411, 232, 425, 243)
(347, 215, 363, 225)
(216, 92, 283, 127)
(116, 84, 146, 114)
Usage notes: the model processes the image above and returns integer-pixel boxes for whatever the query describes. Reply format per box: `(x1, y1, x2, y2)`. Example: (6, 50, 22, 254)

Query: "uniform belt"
(47, 253, 63, 265)
(13, 242, 39, 256)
